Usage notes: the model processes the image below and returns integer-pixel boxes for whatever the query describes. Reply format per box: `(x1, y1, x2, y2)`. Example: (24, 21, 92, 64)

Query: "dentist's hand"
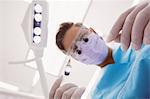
(107, 2, 150, 51)
(49, 76, 85, 99)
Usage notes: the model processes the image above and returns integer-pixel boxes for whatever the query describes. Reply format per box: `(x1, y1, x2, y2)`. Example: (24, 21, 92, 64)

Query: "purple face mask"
(71, 32, 109, 65)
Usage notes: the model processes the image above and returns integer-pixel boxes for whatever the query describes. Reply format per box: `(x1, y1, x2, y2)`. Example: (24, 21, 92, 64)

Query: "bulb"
(34, 27, 41, 35)
(34, 14, 42, 22)
(34, 4, 42, 13)
(33, 36, 41, 44)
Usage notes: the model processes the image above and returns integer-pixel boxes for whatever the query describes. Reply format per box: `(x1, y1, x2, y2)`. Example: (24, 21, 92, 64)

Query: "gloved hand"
(107, 1, 150, 51)
(49, 76, 85, 99)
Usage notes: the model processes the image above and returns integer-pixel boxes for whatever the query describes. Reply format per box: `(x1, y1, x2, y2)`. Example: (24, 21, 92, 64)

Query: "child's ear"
(89, 27, 96, 33)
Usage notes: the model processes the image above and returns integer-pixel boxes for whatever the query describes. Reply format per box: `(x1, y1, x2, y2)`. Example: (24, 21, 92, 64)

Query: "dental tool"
(64, 59, 72, 76)
(58, 0, 94, 78)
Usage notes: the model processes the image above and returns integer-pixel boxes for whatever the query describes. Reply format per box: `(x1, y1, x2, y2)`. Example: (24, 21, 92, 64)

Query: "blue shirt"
(92, 45, 150, 99)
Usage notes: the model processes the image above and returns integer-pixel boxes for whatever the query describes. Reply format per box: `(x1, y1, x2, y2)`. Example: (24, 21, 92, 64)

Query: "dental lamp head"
(21, 0, 49, 56)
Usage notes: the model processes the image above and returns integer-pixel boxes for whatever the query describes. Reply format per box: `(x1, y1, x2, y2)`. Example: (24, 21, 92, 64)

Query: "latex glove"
(107, 1, 150, 51)
(49, 76, 85, 99)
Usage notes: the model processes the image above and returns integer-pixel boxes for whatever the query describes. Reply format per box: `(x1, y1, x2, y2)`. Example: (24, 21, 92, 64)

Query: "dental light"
(34, 4, 43, 13)
(34, 27, 41, 35)
(31, 2, 48, 49)
(9, 0, 49, 99)
(34, 14, 42, 22)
